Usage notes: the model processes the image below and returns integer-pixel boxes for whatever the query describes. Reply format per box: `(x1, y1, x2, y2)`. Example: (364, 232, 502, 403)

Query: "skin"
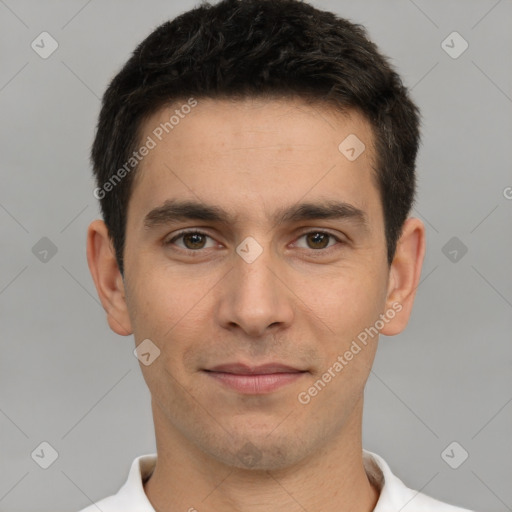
(87, 97, 425, 512)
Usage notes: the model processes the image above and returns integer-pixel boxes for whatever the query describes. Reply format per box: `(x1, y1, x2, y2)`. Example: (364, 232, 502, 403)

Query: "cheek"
(302, 264, 387, 338)
(297, 270, 386, 407)
(127, 269, 216, 382)
(127, 268, 199, 336)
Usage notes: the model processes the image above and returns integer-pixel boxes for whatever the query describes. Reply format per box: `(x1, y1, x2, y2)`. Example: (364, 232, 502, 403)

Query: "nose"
(216, 242, 294, 338)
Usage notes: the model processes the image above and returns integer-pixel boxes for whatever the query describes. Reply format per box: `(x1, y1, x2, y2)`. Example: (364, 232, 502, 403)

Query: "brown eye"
(165, 231, 215, 251)
(305, 232, 330, 249)
(295, 231, 340, 251)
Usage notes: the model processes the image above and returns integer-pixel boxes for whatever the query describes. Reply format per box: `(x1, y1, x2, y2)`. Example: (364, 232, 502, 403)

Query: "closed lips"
(204, 363, 306, 374)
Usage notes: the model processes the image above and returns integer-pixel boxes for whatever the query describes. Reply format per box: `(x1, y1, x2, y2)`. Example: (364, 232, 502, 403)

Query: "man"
(82, 0, 474, 510)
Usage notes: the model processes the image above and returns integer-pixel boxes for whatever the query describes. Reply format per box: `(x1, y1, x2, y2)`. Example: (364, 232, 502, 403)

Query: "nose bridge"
(234, 239, 279, 313)
(217, 236, 293, 336)
(237, 244, 275, 298)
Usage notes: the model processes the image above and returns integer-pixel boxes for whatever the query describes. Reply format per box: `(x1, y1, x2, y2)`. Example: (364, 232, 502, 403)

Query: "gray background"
(1, 1, 511, 511)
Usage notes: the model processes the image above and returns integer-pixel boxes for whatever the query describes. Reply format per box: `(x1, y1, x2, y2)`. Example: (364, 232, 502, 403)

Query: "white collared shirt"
(76, 450, 474, 511)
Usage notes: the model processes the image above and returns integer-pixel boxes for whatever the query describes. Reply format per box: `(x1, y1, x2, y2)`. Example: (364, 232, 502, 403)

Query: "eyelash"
(164, 229, 344, 254)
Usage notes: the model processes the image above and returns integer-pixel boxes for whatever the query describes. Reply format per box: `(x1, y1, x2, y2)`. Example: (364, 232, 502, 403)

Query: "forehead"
(128, 97, 381, 229)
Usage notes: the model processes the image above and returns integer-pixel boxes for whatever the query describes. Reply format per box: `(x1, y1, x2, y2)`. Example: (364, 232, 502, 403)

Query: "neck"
(144, 397, 380, 512)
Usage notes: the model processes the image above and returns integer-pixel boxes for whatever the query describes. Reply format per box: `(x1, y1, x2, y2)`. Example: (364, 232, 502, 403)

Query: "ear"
(86, 219, 133, 336)
(380, 217, 426, 336)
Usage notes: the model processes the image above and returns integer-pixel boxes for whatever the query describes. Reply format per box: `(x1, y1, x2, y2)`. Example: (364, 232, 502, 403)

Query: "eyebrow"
(143, 199, 369, 231)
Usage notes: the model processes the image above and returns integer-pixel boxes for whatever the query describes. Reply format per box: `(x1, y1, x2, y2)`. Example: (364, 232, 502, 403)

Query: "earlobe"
(380, 217, 426, 337)
(86, 219, 133, 336)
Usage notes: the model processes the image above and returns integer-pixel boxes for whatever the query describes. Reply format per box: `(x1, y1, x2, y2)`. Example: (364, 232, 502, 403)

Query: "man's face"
(121, 98, 393, 470)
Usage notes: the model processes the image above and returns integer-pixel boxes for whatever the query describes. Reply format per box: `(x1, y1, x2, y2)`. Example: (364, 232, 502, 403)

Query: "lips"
(206, 363, 304, 375)
(203, 362, 307, 394)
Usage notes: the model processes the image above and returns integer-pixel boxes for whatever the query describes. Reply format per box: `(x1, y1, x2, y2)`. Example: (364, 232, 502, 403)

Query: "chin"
(203, 430, 312, 472)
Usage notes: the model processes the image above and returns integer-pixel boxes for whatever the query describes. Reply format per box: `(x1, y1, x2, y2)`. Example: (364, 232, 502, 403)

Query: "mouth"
(202, 363, 308, 394)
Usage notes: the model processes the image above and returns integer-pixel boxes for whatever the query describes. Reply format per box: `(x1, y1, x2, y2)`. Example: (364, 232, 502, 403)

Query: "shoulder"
(74, 454, 157, 512)
(397, 491, 475, 512)
(76, 494, 123, 512)
(363, 450, 475, 512)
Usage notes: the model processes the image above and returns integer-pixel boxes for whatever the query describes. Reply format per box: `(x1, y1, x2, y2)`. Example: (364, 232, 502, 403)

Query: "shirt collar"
(113, 449, 429, 511)
(112, 453, 157, 510)
(363, 449, 439, 511)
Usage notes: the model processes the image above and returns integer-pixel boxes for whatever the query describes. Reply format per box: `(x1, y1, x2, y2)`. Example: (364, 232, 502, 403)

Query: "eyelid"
(164, 228, 346, 253)
(164, 228, 218, 248)
(291, 229, 345, 255)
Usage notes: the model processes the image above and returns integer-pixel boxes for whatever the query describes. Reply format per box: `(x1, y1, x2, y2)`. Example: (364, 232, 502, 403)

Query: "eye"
(164, 229, 344, 253)
(294, 231, 343, 251)
(165, 230, 217, 251)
